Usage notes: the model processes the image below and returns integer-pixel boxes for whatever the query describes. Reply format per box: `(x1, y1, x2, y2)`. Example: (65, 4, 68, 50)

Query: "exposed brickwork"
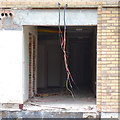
(118, 2, 120, 113)
(97, 4, 102, 112)
(29, 32, 33, 98)
(29, 33, 37, 98)
(33, 35, 36, 96)
(97, 5, 119, 112)
(28, 1, 119, 113)
(0, 0, 119, 114)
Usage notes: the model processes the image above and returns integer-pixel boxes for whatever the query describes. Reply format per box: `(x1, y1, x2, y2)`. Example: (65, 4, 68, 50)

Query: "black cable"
(58, 2, 61, 45)
(58, 2, 60, 26)
(64, 4, 67, 51)
(64, 4, 67, 30)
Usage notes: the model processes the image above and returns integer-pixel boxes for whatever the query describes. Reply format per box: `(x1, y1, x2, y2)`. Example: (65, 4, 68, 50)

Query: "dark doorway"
(37, 26, 97, 98)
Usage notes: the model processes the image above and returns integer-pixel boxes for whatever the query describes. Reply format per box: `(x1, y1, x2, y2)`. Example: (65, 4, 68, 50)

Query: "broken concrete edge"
(100, 112, 120, 119)
(0, 103, 119, 118)
(0, 103, 96, 113)
(1, 111, 99, 118)
(0, 111, 119, 119)
(0, 103, 23, 111)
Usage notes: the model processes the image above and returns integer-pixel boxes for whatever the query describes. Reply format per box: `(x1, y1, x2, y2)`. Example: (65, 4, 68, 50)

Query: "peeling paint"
(0, 9, 21, 30)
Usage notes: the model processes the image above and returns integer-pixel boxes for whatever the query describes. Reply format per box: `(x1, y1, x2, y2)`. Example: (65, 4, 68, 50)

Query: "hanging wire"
(63, 4, 75, 98)
(58, 3, 62, 45)
(63, 5, 79, 89)
(58, 3, 79, 98)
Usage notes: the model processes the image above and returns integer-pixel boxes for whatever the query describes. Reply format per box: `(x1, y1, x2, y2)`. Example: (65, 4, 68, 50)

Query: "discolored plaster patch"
(0, 9, 21, 30)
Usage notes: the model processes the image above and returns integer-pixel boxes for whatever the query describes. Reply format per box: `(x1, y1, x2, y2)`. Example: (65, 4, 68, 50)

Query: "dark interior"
(37, 26, 97, 97)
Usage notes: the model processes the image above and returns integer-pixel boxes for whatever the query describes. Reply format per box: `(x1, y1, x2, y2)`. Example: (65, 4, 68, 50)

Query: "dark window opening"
(37, 26, 97, 99)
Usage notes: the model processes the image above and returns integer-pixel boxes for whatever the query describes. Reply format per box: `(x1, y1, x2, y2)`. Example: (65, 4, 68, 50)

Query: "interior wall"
(13, 9, 97, 26)
(0, 30, 23, 103)
(91, 28, 97, 96)
(47, 45, 61, 87)
(37, 36, 66, 89)
(68, 27, 96, 93)
(23, 26, 37, 102)
(69, 38, 91, 88)
(37, 44, 47, 88)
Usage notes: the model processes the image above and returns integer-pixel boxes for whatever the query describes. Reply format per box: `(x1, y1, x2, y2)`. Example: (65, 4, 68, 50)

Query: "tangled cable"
(58, 3, 79, 98)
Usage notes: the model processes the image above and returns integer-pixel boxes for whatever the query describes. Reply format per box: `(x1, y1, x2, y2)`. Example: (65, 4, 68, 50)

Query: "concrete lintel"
(12, 9, 97, 26)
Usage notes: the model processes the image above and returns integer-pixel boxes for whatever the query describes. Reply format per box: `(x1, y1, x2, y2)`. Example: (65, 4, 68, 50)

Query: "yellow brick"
(102, 11, 111, 14)
(107, 20, 117, 23)
(102, 2, 107, 4)
(30, 2, 40, 5)
(112, 11, 118, 14)
(20, 2, 30, 5)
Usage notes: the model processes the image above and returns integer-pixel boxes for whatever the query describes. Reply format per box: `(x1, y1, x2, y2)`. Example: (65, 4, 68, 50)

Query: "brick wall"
(33, 35, 36, 96)
(0, 0, 119, 113)
(29, 32, 33, 98)
(97, 4, 102, 112)
(118, 2, 120, 113)
(29, 33, 37, 98)
(97, 4, 119, 112)
(26, 1, 120, 113)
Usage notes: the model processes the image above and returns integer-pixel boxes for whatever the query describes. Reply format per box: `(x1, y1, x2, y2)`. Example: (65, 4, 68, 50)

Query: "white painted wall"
(0, 27, 37, 103)
(0, 30, 23, 103)
(23, 26, 37, 102)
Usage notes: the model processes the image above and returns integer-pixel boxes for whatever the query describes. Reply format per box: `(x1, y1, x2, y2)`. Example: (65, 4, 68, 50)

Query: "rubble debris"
(36, 88, 71, 97)
(84, 106, 93, 111)
(30, 103, 67, 110)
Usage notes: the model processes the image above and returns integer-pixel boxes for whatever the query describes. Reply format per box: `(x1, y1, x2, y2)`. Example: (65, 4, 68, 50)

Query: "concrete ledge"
(0, 1, 119, 9)
(101, 112, 120, 119)
(0, 103, 21, 111)
(2, 111, 119, 119)
(1, 111, 99, 118)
